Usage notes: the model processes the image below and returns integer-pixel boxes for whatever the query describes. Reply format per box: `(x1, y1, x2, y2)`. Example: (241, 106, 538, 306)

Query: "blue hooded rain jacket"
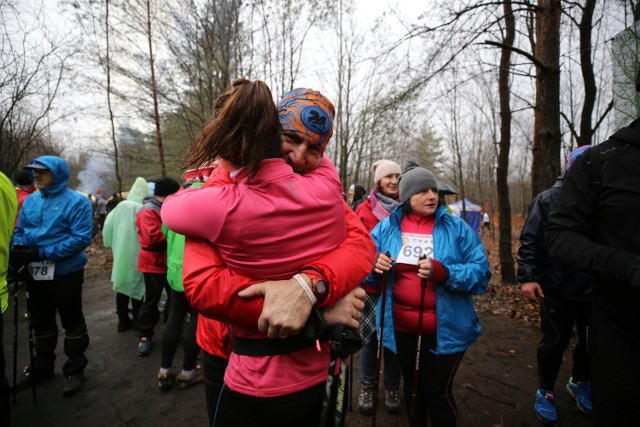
(12, 156, 93, 276)
(365, 204, 491, 355)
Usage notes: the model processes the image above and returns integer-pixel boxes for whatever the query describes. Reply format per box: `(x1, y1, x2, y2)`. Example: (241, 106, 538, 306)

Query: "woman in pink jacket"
(162, 79, 360, 427)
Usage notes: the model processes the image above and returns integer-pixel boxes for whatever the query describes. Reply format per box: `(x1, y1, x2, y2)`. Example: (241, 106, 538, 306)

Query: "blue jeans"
(359, 333, 401, 388)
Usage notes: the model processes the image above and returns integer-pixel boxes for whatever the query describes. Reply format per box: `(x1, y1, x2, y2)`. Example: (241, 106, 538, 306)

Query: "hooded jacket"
(12, 155, 93, 276)
(136, 195, 168, 274)
(165, 182, 204, 293)
(517, 176, 590, 300)
(365, 204, 490, 355)
(547, 119, 640, 335)
(0, 172, 18, 313)
(162, 156, 362, 398)
(102, 177, 152, 299)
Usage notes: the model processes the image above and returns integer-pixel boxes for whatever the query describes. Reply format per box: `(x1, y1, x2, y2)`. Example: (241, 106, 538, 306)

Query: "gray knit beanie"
(399, 167, 439, 204)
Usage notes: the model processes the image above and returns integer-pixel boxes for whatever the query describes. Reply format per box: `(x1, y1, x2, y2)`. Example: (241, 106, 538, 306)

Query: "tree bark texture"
(497, 0, 517, 283)
(531, 0, 561, 197)
(577, 0, 597, 148)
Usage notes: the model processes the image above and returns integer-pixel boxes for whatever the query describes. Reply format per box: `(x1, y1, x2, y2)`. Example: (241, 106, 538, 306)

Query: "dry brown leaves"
(476, 215, 540, 325)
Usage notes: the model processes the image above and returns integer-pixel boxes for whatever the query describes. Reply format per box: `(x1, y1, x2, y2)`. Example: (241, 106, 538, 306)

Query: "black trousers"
(213, 381, 325, 427)
(136, 272, 170, 339)
(115, 292, 142, 323)
(202, 351, 229, 427)
(160, 289, 200, 370)
(395, 331, 465, 427)
(589, 309, 640, 426)
(26, 269, 89, 376)
(537, 296, 590, 390)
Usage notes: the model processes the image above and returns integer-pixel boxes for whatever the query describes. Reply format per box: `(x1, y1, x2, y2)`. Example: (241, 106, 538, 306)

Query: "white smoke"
(76, 153, 114, 195)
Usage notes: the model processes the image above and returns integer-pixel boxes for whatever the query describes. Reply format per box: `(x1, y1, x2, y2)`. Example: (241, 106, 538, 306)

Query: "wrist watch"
(308, 275, 327, 300)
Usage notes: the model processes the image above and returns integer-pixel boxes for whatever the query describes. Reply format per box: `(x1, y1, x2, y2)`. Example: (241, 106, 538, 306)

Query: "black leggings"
(395, 331, 464, 427)
(213, 381, 325, 427)
(202, 351, 229, 427)
(537, 296, 590, 390)
(160, 289, 200, 370)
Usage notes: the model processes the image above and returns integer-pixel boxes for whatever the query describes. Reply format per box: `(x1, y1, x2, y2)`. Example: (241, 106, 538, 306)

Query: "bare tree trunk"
(146, 0, 166, 176)
(531, 0, 561, 196)
(497, 0, 516, 283)
(105, 0, 122, 194)
(577, 0, 597, 147)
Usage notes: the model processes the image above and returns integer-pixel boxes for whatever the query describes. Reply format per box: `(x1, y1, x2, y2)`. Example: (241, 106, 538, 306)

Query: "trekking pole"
(25, 285, 37, 404)
(347, 354, 353, 412)
(410, 255, 428, 418)
(12, 280, 19, 404)
(333, 355, 348, 427)
(371, 251, 390, 427)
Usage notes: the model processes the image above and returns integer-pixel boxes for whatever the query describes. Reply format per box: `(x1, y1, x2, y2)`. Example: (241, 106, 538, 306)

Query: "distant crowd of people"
(1, 72, 638, 427)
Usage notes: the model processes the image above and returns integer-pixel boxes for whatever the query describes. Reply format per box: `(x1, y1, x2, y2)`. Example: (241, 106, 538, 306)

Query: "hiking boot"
(385, 387, 402, 414)
(157, 371, 176, 391)
(137, 337, 152, 357)
(63, 372, 84, 397)
(358, 383, 374, 416)
(534, 389, 558, 425)
(566, 378, 592, 414)
(117, 318, 132, 333)
(177, 366, 204, 390)
(13, 365, 53, 392)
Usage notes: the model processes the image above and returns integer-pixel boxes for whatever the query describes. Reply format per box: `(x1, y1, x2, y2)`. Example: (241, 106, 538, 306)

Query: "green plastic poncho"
(102, 177, 152, 300)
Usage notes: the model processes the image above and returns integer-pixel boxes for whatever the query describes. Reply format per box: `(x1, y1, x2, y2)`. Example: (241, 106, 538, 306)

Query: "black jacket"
(517, 176, 590, 300)
(546, 119, 640, 334)
(350, 184, 367, 212)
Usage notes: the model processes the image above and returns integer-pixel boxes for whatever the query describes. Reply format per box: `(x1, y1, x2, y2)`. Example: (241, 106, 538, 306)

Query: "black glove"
(9, 245, 40, 270)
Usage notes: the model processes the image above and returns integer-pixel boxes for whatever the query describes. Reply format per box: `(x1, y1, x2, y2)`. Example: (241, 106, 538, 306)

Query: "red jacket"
(183, 202, 374, 328)
(355, 199, 384, 294)
(15, 187, 34, 227)
(181, 165, 375, 358)
(135, 198, 167, 273)
(355, 199, 379, 233)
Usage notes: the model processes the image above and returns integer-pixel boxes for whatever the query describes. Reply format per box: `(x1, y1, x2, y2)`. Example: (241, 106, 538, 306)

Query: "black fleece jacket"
(546, 119, 640, 334)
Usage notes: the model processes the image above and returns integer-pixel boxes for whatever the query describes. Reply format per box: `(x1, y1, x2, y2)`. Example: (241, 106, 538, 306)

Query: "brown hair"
(182, 79, 281, 180)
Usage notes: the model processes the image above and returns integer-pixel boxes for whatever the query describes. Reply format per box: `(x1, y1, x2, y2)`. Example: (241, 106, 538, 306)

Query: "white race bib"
(28, 260, 55, 281)
(396, 233, 434, 265)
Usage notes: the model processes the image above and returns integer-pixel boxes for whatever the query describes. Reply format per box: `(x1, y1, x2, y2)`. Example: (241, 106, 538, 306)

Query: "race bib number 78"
(396, 233, 434, 265)
(28, 260, 55, 281)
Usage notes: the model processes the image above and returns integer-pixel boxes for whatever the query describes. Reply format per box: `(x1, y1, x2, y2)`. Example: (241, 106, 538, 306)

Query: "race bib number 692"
(395, 233, 434, 265)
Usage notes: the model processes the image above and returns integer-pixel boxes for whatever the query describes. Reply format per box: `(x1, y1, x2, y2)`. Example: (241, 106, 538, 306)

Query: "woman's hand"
(417, 257, 449, 284)
(417, 257, 432, 280)
(373, 252, 394, 274)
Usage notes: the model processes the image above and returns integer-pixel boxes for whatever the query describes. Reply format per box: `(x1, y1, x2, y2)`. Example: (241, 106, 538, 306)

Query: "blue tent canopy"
(450, 199, 482, 232)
